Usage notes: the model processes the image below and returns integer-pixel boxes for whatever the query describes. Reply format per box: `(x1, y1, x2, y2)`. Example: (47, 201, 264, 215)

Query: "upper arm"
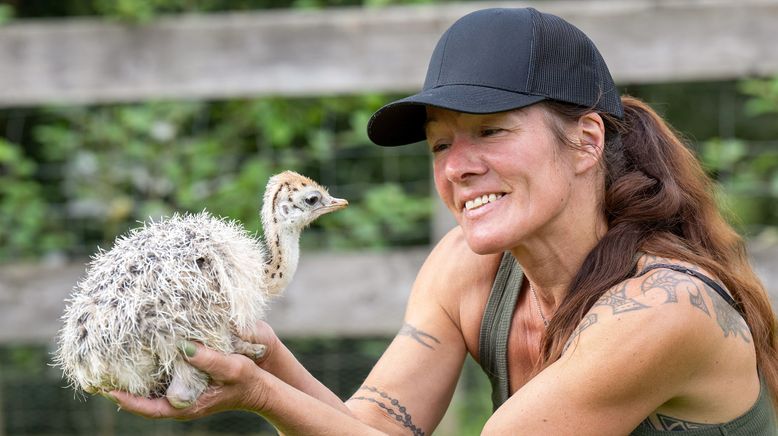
(484, 268, 743, 435)
(346, 228, 499, 435)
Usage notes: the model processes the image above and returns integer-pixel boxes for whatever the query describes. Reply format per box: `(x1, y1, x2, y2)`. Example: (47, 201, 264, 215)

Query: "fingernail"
(179, 340, 197, 358)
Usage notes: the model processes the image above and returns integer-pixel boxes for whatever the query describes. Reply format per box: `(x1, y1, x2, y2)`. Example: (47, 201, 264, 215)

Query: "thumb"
(178, 341, 244, 381)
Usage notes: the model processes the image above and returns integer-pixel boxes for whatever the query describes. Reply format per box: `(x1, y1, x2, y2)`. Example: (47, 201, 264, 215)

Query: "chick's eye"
(304, 193, 320, 206)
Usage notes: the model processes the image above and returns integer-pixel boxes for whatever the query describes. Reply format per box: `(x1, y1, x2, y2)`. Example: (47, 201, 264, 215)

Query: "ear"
(573, 112, 606, 175)
(278, 201, 302, 221)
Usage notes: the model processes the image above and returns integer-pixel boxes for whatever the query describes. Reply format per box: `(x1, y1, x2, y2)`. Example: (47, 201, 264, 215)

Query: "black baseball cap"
(367, 8, 623, 147)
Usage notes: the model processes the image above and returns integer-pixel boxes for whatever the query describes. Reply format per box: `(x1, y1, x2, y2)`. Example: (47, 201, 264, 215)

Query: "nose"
(441, 138, 487, 183)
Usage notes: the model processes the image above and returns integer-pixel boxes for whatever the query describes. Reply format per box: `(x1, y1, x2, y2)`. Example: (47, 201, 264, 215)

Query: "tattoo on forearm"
(563, 313, 598, 354)
(643, 413, 715, 430)
(352, 386, 424, 436)
(398, 323, 440, 350)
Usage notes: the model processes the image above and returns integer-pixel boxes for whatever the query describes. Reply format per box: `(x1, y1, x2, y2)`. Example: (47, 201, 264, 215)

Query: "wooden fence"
(0, 0, 777, 343)
(2, 0, 778, 107)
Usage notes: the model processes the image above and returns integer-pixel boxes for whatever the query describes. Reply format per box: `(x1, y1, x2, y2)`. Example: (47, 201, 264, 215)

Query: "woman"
(112, 7, 778, 434)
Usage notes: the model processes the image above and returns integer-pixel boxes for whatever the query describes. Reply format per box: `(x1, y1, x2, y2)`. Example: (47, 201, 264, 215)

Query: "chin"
(462, 230, 512, 255)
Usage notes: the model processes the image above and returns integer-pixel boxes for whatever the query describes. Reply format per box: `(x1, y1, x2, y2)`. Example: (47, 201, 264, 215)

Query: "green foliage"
(2, 95, 431, 259)
(0, 345, 49, 376)
(625, 79, 778, 231)
(0, 138, 71, 260)
(740, 76, 778, 116)
(454, 358, 493, 434)
(699, 77, 778, 231)
(321, 183, 432, 248)
(0, 3, 13, 24)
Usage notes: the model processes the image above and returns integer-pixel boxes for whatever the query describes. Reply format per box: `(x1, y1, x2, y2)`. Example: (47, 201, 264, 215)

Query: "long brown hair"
(539, 96, 778, 406)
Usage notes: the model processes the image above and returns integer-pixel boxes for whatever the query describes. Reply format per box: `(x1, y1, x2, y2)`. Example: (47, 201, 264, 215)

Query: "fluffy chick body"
(55, 212, 267, 403)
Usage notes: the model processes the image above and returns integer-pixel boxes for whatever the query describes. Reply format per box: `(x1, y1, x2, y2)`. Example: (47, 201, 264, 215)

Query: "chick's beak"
(316, 196, 348, 215)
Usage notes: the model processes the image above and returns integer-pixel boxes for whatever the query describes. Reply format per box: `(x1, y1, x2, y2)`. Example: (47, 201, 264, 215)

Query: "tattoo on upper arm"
(704, 287, 751, 343)
(593, 267, 751, 343)
(687, 284, 710, 316)
(398, 323, 441, 350)
(351, 386, 424, 436)
(593, 283, 649, 314)
(563, 313, 598, 354)
(640, 269, 680, 304)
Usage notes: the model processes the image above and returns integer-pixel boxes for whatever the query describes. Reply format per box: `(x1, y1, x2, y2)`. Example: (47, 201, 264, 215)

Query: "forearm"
(257, 369, 385, 436)
(262, 340, 352, 415)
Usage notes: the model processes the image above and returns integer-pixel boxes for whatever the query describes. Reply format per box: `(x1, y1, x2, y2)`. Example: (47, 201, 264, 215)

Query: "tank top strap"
(637, 263, 745, 318)
(478, 252, 524, 410)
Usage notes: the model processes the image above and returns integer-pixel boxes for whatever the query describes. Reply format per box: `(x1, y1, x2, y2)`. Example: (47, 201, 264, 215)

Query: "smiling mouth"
(464, 193, 504, 211)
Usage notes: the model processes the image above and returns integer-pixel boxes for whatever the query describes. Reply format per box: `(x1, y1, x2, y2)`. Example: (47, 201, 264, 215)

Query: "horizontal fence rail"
(0, 248, 429, 344)
(1, 244, 777, 344)
(1, 0, 778, 107)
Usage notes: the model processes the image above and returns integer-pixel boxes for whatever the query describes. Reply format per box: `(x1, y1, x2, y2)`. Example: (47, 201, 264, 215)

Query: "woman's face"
(426, 105, 583, 254)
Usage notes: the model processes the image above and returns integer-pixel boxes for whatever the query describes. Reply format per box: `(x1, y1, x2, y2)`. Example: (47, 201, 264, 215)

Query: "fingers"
(233, 321, 276, 347)
(180, 341, 251, 383)
(109, 390, 187, 419)
(247, 321, 281, 366)
(251, 320, 277, 343)
(110, 343, 263, 421)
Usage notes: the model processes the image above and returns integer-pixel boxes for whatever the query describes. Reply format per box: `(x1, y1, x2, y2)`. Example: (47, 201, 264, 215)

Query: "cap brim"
(367, 85, 547, 147)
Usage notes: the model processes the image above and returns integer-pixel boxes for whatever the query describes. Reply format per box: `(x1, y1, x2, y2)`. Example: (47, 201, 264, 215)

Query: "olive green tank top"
(477, 252, 777, 435)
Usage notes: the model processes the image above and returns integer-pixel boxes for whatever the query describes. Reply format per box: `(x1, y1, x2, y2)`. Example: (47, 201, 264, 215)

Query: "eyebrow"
(423, 116, 443, 140)
(425, 112, 514, 128)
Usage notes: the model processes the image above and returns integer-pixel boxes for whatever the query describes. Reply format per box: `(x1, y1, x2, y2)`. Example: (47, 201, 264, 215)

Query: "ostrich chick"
(54, 171, 347, 408)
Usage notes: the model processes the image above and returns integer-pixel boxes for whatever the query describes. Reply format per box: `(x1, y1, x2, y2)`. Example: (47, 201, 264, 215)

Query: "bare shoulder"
(408, 226, 502, 350)
(421, 226, 502, 275)
(412, 227, 502, 308)
(561, 255, 756, 404)
(566, 256, 752, 356)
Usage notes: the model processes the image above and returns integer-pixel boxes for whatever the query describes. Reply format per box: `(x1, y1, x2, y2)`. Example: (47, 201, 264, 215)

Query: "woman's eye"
(431, 143, 450, 153)
(481, 128, 503, 137)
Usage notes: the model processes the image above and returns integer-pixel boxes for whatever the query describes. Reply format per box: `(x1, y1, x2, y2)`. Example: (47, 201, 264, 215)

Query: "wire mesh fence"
(0, 97, 434, 263)
(0, 340, 493, 436)
(1, 80, 777, 435)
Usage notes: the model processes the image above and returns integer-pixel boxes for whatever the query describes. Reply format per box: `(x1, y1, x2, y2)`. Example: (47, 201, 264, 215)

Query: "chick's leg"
(231, 335, 267, 363)
(165, 357, 209, 409)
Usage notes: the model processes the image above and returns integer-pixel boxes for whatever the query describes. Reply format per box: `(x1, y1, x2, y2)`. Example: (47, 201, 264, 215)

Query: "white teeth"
(464, 193, 503, 211)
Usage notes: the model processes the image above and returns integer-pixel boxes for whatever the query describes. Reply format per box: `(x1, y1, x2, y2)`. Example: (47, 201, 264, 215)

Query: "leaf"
(0, 4, 13, 25)
(700, 138, 747, 172)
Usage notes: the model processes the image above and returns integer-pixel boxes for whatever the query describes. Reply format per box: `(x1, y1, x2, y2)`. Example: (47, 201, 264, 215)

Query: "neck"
(262, 223, 301, 296)
(512, 208, 607, 311)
